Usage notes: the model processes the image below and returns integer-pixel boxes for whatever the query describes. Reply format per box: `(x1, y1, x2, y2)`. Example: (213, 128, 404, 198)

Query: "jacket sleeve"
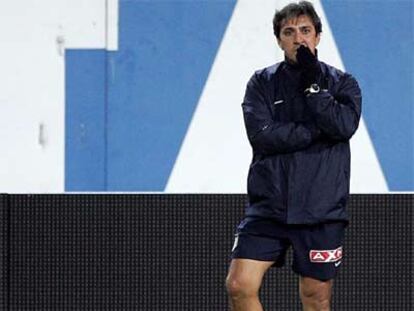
(242, 72, 321, 155)
(306, 73, 362, 141)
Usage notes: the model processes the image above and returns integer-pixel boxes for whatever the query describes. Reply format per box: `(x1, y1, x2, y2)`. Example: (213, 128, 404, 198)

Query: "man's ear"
(315, 33, 321, 47)
(277, 38, 283, 50)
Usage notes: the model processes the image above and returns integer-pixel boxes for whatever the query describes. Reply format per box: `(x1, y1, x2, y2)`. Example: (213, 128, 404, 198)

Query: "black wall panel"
(0, 194, 8, 310)
(0, 194, 412, 310)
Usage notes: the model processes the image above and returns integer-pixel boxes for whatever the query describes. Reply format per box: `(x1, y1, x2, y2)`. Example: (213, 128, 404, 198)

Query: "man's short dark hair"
(273, 1, 322, 39)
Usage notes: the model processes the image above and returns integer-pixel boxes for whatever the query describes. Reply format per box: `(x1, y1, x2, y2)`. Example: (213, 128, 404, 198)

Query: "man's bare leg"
(225, 259, 274, 311)
(299, 276, 333, 311)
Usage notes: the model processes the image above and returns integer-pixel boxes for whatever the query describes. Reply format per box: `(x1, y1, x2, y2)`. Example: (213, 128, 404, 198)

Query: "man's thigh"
(226, 258, 275, 292)
(299, 276, 333, 311)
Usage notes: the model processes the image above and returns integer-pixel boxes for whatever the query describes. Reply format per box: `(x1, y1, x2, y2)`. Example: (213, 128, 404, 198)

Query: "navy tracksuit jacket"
(242, 60, 362, 224)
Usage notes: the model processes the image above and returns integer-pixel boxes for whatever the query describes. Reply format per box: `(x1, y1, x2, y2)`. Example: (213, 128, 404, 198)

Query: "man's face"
(277, 14, 320, 63)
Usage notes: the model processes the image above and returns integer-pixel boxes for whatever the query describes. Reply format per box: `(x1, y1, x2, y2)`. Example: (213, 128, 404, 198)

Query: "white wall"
(0, 0, 117, 192)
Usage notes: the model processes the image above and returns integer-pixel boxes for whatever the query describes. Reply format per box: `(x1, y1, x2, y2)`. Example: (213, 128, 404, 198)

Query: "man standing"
(225, 2, 361, 310)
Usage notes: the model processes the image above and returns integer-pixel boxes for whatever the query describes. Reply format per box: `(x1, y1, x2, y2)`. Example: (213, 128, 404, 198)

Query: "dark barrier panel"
(0, 194, 8, 309)
(0, 194, 413, 310)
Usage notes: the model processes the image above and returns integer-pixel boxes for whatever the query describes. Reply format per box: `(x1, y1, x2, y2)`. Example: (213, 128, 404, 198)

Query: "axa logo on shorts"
(309, 246, 343, 263)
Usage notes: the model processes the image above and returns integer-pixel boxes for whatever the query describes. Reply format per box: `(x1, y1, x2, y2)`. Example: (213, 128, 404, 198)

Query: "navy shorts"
(230, 217, 346, 281)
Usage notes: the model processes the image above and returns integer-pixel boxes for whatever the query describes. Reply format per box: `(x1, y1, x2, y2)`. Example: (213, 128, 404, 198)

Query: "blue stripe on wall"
(106, 0, 236, 190)
(65, 50, 106, 191)
(322, 0, 414, 190)
(65, 1, 236, 191)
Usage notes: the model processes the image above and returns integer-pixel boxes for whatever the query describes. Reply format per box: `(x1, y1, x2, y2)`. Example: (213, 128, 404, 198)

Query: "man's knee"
(301, 291, 330, 310)
(225, 274, 258, 300)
